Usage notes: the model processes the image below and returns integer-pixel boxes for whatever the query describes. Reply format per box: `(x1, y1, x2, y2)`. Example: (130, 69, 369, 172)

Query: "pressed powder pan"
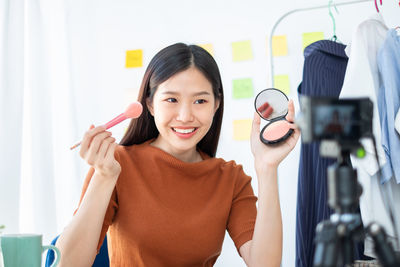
(254, 88, 294, 145)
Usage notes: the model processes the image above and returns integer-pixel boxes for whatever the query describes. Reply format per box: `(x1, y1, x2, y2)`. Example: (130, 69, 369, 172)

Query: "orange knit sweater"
(76, 140, 257, 266)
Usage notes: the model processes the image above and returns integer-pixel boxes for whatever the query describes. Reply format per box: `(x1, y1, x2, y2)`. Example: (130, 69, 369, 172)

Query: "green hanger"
(328, 0, 339, 42)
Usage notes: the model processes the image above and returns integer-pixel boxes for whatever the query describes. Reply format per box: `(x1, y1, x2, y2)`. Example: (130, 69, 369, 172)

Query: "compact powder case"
(254, 88, 294, 145)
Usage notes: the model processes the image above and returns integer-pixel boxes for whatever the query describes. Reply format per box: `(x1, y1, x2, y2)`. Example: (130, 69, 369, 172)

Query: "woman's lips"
(172, 127, 198, 138)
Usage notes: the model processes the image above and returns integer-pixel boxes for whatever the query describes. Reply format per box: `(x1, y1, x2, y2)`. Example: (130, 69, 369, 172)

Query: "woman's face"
(147, 67, 219, 156)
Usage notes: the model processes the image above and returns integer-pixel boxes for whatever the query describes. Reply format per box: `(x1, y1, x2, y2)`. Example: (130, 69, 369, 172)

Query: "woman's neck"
(150, 138, 202, 163)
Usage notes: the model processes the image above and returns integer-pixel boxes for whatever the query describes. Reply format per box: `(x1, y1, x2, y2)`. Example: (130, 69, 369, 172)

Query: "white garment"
(340, 14, 400, 257)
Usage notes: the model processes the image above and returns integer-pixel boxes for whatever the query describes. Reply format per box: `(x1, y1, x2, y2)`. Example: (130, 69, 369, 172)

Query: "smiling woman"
(54, 42, 299, 267)
(147, 67, 220, 161)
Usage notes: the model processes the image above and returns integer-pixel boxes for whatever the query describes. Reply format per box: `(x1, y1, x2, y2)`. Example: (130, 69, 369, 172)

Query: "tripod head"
(324, 142, 363, 215)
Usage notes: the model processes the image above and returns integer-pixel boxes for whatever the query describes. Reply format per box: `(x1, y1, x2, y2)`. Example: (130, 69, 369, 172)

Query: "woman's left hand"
(250, 99, 300, 172)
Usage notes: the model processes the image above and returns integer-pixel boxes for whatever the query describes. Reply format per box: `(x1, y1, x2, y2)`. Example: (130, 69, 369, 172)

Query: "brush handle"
(104, 113, 127, 129)
(70, 111, 131, 150)
(70, 141, 81, 150)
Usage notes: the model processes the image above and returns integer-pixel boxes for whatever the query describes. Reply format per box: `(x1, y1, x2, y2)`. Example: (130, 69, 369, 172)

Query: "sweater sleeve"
(74, 166, 119, 253)
(226, 165, 257, 254)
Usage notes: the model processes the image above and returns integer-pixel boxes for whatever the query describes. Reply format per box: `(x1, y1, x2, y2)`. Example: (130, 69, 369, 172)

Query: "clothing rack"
(269, 0, 373, 86)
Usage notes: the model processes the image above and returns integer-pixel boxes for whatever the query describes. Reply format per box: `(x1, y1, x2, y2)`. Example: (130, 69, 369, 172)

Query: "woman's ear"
(146, 98, 154, 116)
(214, 97, 220, 113)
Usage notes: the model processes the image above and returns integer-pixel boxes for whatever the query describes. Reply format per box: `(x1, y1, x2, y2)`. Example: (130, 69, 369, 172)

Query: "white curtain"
(0, 0, 25, 234)
(0, 0, 85, 243)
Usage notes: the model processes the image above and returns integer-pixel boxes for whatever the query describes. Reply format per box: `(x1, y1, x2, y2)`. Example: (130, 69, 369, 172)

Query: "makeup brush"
(262, 107, 274, 118)
(257, 102, 274, 118)
(257, 102, 270, 113)
(70, 101, 143, 150)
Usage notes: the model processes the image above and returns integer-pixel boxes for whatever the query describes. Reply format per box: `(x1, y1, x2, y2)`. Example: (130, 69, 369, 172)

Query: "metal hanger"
(375, 0, 382, 12)
(328, 0, 340, 42)
(269, 0, 374, 86)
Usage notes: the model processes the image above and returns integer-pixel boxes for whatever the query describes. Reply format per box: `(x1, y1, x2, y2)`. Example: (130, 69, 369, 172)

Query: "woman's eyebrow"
(161, 91, 211, 96)
(192, 91, 211, 96)
(161, 91, 179, 95)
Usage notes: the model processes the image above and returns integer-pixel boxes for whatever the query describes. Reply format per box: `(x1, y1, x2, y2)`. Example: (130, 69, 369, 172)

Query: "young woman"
(56, 43, 300, 267)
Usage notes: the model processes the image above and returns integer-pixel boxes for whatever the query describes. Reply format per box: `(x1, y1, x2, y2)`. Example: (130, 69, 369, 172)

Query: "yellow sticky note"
(233, 119, 252, 141)
(198, 43, 214, 56)
(126, 49, 143, 68)
(274, 75, 290, 95)
(272, 35, 288, 56)
(232, 78, 254, 99)
(302, 32, 324, 50)
(231, 40, 253, 62)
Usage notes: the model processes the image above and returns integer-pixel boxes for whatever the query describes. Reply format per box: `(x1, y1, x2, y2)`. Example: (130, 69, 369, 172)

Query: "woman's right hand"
(79, 125, 121, 179)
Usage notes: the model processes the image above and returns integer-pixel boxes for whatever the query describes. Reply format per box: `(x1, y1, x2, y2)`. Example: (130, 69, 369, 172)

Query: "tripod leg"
(314, 221, 339, 267)
(341, 234, 354, 266)
(367, 223, 400, 267)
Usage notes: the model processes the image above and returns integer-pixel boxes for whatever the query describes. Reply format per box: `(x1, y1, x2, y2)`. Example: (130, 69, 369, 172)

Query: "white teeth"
(173, 128, 196, 134)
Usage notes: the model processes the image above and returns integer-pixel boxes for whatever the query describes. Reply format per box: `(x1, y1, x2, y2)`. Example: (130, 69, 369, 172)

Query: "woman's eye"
(194, 99, 207, 104)
(166, 98, 177, 103)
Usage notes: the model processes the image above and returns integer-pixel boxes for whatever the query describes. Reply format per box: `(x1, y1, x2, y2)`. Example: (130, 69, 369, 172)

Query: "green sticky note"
(302, 32, 324, 50)
(233, 119, 252, 141)
(274, 75, 290, 95)
(232, 78, 254, 99)
(231, 40, 253, 62)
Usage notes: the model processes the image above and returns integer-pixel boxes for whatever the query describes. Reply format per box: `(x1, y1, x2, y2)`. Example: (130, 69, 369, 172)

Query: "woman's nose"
(176, 104, 194, 122)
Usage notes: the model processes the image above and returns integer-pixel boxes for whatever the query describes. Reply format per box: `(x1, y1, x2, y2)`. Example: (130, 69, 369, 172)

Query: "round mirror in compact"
(254, 88, 294, 145)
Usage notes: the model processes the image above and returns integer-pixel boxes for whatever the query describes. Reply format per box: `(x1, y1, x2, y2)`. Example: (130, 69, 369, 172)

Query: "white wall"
(2, 0, 399, 266)
(70, 1, 376, 266)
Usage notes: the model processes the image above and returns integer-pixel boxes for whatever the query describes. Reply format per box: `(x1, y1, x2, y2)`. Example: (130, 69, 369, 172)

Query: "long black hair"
(119, 43, 224, 157)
